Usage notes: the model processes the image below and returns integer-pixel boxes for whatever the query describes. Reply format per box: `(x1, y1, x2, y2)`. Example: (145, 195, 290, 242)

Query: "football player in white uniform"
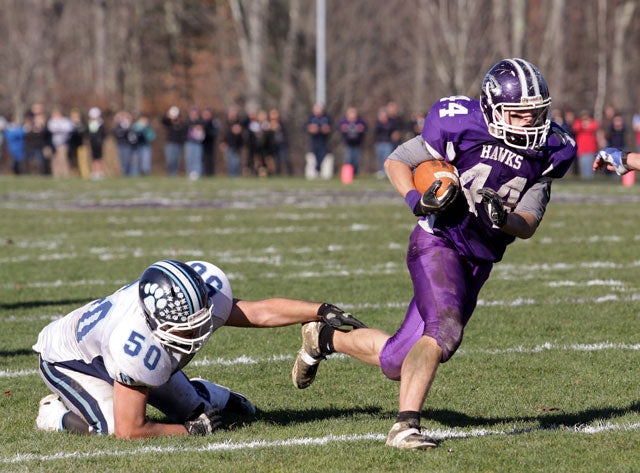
(34, 259, 365, 438)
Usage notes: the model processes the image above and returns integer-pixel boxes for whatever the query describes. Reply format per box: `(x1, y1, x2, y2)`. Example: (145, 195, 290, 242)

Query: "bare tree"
(229, 0, 268, 110)
(93, 0, 108, 101)
(594, 0, 608, 120)
(610, 0, 637, 112)
(0, 0, 638, 170)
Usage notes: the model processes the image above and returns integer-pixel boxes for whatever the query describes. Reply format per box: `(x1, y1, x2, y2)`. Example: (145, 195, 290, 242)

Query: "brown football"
(413, 160, 460, 197)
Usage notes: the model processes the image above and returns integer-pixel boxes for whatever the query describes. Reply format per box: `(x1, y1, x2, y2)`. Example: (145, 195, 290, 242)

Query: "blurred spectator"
(162, 106, 188, 177)
(558, 108, 577, 176)
(306, 102, 332, 175)
(246, 107, 264, 175)
(572, 110, 599, 180)
(0, 114, 6, 165)
(220, 106, 245, 177)
(607, 114, 626, 149)
(112, 111, 137, 177)
(560, 109, 576, 138)
(267, 108, 292, 176)
(338, 106, 367, 176)
(374, 107, 394, 179)
(633, 111, 640, 153)
(87, 107, 106, 180)
(68, 108, 88, 177)
(47, 107, 74, 178)
(408, 110, 425, 138)
(599, 104, 616, 148)
(184, 106, 205, 180)
(386, 100, 405, 149)
(255, 109, 274, 177)
(4, 116, 26, 175)
(132, 114, 156, 176)
(24, 105, 51, 175)
(201, 107, 220, 177)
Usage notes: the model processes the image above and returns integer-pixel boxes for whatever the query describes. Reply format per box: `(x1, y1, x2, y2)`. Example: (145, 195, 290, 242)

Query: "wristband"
(404, 190, 421, 212)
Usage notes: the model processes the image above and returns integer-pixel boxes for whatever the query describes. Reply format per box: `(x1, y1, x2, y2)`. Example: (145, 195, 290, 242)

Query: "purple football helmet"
(480, 58, 552, 150)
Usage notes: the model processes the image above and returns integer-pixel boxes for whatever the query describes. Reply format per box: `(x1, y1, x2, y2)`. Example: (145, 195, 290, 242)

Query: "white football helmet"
(187, 261, 234, 330)
(138, 260, 213, 355)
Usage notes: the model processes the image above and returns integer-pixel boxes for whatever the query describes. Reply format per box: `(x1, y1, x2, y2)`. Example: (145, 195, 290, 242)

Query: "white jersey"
(33, 261, 234, 389)
(33, 283, 183, 388)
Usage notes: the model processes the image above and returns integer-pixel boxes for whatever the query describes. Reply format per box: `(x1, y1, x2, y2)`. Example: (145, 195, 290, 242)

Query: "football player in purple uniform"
(291, 58, 577, 449)
(593, 148, 640, 174)
(34, 259, 365, 439)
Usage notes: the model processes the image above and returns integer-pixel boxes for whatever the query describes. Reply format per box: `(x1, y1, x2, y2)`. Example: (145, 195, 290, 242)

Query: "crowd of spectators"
(554, 104, 640, 180)
(0, 101, 638, 181)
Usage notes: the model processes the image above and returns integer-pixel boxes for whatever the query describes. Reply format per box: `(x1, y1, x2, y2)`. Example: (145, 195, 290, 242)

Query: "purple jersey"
(420, 96, 576, 262)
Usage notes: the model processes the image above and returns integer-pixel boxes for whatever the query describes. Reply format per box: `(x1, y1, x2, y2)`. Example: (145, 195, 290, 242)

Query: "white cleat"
(35, 393, 68, 432)
(385, 421, 438, 450)
(291, 321, 325, 389)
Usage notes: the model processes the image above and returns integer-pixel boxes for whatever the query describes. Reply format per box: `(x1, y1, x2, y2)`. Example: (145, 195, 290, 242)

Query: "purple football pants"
(379, 225, 492, 380)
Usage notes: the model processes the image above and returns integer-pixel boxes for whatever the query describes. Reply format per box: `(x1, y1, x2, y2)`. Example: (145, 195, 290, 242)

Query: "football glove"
(184, 408, 222, 436)
(413, 179, 459, 217)
(596, 147, 630, 175)
(477, 188, 508, 228)
(318, 303, 367, 329)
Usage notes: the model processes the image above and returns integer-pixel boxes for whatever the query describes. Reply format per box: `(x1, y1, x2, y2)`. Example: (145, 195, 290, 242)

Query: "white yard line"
(5, 341, 640, 379)
(3, 422, 640, 464)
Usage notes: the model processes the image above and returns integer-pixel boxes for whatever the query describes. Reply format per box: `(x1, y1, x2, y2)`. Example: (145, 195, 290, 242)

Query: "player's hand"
(477, 188, 508, 228)
(318, 303, 367, 330)
(413, 179, 459, 217)
(594, 147, 629, 175)
(184, 408, 222, 436)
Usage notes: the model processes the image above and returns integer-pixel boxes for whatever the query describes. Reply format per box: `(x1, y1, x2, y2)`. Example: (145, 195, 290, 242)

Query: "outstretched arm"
(227, 299, 367, 329)
(227, 298, 322, 327)
(593, 148, 640, 174)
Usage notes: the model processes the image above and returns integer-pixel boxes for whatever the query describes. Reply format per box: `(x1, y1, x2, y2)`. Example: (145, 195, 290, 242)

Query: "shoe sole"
(291, 349, 320, 389)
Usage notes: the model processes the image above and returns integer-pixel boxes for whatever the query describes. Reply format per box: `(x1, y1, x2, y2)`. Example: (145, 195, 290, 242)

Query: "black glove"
(318, 303, 367, 329)
(477, 188, 508, 227)
(184, 408, 222, 436)
(413, 179, 459, 217)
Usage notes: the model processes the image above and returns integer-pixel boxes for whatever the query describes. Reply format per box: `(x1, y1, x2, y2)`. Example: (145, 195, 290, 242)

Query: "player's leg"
(291, 303, 377, 389)
(148, 370, 255, 422)
(291, 322, 388, 389)
(384, 229, 492, 449)
(37, 357, 114, 434)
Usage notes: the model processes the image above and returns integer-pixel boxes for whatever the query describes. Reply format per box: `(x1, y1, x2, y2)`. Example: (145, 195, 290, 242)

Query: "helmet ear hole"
(138, 260, 213, 355)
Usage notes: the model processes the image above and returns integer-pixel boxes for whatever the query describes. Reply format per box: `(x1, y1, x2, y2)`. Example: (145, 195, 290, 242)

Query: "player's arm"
(384, 135, 436, 198)
(593, 148, 640, 174)
(385, 157, 416, 198)
(227, 299, 322, 327)
(500, 211, 539, 239)
(227, 299, 367, 330)
(113, 382, 188, 438)
(478, 179, 550, 240)
(113, 382, 222, 439)
(385, 136, 457, 216)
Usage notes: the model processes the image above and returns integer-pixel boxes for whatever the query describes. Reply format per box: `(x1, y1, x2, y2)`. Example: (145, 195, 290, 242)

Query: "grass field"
(1, 173, 640, 472)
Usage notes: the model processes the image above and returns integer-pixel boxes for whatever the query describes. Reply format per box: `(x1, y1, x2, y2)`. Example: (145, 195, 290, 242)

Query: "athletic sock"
(318, 324, 335, 356)
(396, 410, 421, 427)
